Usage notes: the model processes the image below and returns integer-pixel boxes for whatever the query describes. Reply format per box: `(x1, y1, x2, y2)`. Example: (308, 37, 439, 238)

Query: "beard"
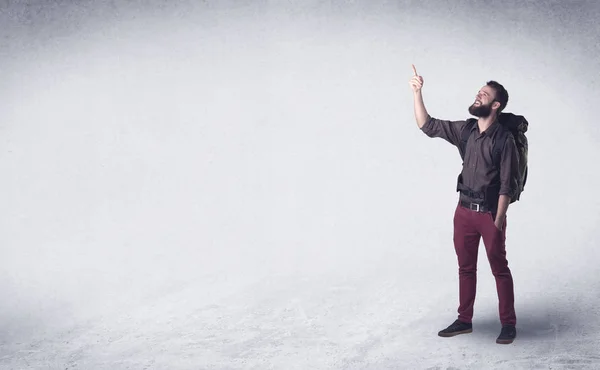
(468, 101, 493, 118)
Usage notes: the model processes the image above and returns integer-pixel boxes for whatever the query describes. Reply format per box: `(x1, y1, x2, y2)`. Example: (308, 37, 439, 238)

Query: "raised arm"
(410, 64, 428, 128)
(409, 64, 467, 147)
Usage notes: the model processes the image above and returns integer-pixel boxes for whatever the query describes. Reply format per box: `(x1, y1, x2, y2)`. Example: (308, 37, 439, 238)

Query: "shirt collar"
(470, 117, 501, 136)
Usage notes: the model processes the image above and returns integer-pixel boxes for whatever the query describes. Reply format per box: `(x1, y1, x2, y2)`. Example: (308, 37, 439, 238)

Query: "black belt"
(460, 200, 492, 213)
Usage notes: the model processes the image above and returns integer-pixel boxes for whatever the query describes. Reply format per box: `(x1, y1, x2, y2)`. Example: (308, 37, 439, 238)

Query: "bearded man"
(409, 65, 520, 345)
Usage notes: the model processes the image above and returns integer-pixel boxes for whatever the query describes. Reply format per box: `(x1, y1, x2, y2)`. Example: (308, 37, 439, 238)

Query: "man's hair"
(486, 80, 509, 114)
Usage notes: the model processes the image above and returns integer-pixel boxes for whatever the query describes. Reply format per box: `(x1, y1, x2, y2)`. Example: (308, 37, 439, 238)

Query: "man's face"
(468, 85, 498, 118)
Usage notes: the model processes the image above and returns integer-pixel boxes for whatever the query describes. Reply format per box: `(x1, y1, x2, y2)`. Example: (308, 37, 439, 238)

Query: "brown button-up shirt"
(420, 114, 519, 206)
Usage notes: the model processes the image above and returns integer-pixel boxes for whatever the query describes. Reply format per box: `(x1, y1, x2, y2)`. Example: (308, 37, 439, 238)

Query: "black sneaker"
(496, 325, 517, 344)
(438, 319, 473, 337)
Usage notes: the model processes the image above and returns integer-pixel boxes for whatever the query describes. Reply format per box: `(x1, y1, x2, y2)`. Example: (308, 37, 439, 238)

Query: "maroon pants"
(453, 202, 516, 326)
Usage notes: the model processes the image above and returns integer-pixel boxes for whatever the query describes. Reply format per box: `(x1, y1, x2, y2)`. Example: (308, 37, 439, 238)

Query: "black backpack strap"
(492, 126, 511, 169)
(459, 119, 476, 160)
(456, 179, 486, 200)
(456, 119, 482, 200)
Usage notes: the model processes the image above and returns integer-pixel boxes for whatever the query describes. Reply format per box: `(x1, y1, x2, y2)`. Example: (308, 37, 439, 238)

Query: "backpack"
(458, 112, 529, 203)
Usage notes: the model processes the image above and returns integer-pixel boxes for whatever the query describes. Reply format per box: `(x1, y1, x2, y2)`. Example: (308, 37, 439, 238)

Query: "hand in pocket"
(494, 215, 505, 232)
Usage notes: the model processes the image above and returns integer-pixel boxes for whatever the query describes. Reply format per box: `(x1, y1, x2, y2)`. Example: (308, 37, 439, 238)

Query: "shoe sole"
(438, 328, 472, 337)
(496, 338, 515, 344)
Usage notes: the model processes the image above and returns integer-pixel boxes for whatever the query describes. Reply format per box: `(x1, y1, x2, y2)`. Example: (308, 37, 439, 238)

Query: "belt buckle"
(470, 203, 480, 212)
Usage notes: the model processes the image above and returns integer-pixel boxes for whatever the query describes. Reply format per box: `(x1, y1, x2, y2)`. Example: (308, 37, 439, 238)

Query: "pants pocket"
(488, 212, 504, 233)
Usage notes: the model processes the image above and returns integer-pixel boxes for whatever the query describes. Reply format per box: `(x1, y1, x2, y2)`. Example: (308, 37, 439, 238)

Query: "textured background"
(1, 1, 599, 368)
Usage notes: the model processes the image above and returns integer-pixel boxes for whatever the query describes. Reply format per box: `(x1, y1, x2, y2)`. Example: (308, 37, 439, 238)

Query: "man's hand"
(494, 195, 510, 231)
(494, 214, 506, 231)
(410, 64, 428, 128)
(409, 64, 424, 93)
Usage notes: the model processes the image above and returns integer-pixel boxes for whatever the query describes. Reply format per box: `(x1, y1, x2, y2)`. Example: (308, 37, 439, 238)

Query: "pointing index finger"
(412, 64, 418, 76)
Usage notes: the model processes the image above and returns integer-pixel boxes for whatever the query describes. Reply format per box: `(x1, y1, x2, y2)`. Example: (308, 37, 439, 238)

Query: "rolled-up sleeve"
(420, 114, 467, 147)
(499, 134, 519, 197)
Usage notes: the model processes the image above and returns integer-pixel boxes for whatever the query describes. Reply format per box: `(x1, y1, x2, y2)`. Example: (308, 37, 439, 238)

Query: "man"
(409, 65, 519, 344)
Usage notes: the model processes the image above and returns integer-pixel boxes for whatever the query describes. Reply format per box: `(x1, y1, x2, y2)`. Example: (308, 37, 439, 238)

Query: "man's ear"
(492, 101, 501, 110)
